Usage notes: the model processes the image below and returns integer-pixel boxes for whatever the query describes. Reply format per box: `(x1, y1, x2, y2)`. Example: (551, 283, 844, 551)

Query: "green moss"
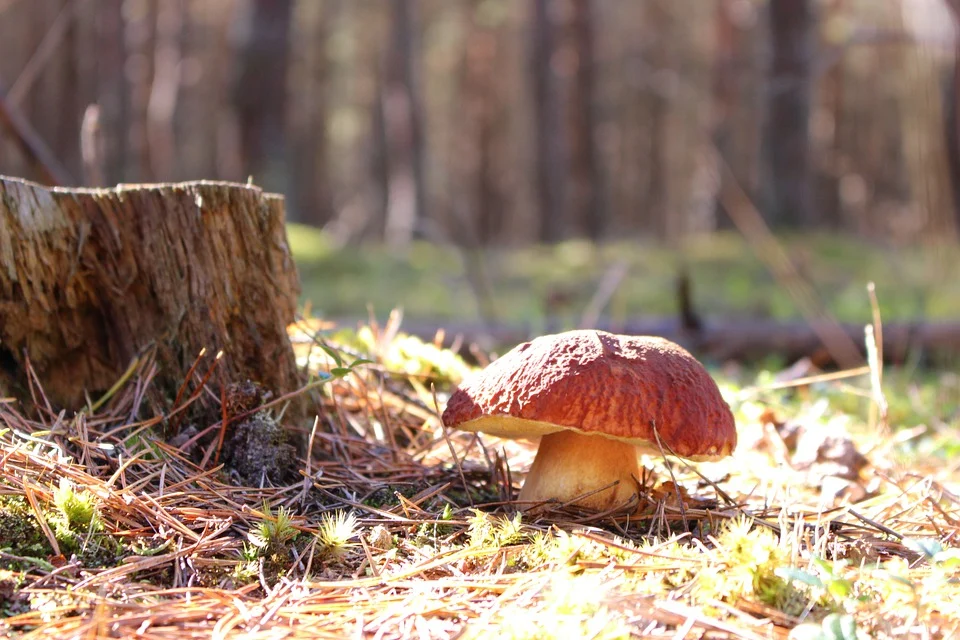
(0, 495, 53, 568)
(0, 570, 29, 618)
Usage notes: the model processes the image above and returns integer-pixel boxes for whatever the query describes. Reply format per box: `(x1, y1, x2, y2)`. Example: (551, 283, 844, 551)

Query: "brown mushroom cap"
(442, 330, 736, 461)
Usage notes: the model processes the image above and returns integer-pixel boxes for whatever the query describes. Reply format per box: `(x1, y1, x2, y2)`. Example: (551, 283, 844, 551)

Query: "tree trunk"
(531, 0, 566, 242)
(761, 0, 816, 228)
(456, 2, 504, 246)
(568, 0, 605, 239)
(126, 0, 158, 182)
(711, 0, 751, 230)
(381, 0, 427, 247)
(231, 0, 293, 194)
(147, 0, 184, 180)
(95, 0, 128, 185)
(816, 0, 845, 229)
(943, 0, 960, 232)
(0, 177, 302, 414)
(291, 1, 335, 227)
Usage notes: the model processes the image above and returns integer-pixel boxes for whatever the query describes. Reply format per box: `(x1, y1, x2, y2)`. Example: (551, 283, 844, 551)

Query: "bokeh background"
(3, 0, 960, 339)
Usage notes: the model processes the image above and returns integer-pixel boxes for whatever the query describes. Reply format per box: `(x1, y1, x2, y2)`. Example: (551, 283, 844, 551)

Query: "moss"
(0, 495, 54, 568)
(0, 571, 29, 618)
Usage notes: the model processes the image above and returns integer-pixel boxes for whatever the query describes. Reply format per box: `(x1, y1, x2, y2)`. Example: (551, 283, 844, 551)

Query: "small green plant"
(317, 343, 372, 381)
(865, 537, 960, 629)
(695, 517, 808, 615)
(776, 557, 856, 608)
(467, 510, 525, 548)
(230, 544, 262, 585)
(903, 537, 960, 569)
(48, 478, 111, 559)
(789, 613, 859, 640)
(415, 503, 455, 544)
(52, 479, 99, 532)
(248, 503, 299, 553)
(0, 569, 29, 617)
(237, 504, 306, 585)
(316, 510, 358, 561)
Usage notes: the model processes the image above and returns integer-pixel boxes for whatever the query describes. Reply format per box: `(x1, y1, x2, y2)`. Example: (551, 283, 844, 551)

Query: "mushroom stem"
(518, 430, 640, 511)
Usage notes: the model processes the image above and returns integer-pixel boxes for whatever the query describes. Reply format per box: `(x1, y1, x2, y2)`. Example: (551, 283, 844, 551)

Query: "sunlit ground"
(3, 231, 960, 638)
(2, 319, 958, 638)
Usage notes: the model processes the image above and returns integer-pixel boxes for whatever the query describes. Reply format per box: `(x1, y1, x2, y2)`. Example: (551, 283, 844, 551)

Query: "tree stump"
(0, 176, 302, 413)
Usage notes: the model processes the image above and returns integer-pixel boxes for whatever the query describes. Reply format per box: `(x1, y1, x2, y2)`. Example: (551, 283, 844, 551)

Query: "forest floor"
(1, 309, 959, 639)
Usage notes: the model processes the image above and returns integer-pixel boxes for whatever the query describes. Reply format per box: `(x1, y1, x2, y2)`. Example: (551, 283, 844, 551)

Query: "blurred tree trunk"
(147, 0, 184, 180)
(59, 0, 81, 178)
(96, 0, 128, 185)
(25, 0, 82, 183)
(761, 0, 816, 227)
(568, 0, 605, 239)
(531, 0, 567, 242)
(944, 0, 960, 232)
(898, 5, 958, 243)
(368, 69, 390, 242)
(816, 0, 844, 229)
(711, 0, 744, 229)
(381, 0, 427, 246)
(643, 1, 668, 237)
(459, 3, 504, 245)
(126, 0, 158, 182)
(292, 1, 334, 226)
(231, 0, 293, 193)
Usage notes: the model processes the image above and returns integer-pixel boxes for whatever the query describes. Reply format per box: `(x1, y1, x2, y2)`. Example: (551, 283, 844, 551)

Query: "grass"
(288, 225, 960, 327)
(0, 314, 957, 638)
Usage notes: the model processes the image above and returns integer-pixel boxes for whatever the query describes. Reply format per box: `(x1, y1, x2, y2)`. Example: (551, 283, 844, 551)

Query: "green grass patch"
(288, 225, 960, 326)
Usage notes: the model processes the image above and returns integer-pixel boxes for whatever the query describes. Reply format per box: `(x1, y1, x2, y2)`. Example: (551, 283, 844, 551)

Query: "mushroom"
(441, 330, 737, 511)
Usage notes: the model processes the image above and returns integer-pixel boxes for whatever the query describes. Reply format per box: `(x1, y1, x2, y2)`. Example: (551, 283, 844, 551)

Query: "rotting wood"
(0, 176, 302, 413)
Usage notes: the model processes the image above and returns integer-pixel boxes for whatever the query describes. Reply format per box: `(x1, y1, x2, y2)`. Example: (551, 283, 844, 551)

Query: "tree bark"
(762, 0, 816, 228)
(0, 177, 302, 414)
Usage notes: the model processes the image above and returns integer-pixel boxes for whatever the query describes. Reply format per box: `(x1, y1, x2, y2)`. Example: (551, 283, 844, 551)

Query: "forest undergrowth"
(0, 311, 958, 639)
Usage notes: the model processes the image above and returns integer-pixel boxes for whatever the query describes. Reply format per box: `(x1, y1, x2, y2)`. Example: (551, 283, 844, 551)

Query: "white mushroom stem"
(518, 430, 640, 511)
